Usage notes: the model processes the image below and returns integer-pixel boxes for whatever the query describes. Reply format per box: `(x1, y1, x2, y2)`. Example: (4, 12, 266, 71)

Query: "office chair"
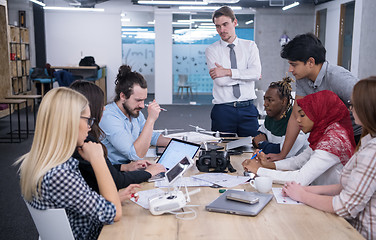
(85, 68, 103, 82)
(177, 74, 192, 99)
(25, 201, 75, 240)
(29, 68, 56, 97)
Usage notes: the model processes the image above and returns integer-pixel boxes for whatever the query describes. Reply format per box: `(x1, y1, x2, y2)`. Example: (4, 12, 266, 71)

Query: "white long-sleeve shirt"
(258, 124, 309, 158)
(257, 147, 343, 186)
(205, 37, 261, 104)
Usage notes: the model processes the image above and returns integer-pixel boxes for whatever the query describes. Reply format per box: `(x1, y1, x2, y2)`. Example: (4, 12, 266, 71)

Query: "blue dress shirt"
(99, 102, 161, 164)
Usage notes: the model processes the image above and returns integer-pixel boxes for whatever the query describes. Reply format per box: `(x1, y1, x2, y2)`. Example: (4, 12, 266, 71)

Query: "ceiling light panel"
(138, 1, 208, 5)
(179, 6, 242, 10)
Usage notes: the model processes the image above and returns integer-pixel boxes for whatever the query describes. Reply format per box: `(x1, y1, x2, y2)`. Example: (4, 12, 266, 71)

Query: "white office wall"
(357, 0, 376, 79)
(154, 9, 172, 104)
(255, 5, 315, 91)
(314, 0, 376, 78)
(44, 11, 122, 102)
(315, 0, 354, 69)
(351, 0, 362, 77)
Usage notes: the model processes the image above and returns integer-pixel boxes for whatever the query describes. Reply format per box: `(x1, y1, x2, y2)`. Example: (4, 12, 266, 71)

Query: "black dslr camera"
(196, 150, 236, 173)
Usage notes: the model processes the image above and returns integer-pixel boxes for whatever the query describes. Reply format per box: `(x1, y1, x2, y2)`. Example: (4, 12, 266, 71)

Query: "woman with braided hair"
(252, 76, 309, 157)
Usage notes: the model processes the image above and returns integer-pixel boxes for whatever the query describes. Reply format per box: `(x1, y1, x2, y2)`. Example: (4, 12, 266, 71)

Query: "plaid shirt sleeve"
(332, 140, 376, 239)
(333, 149, 376, 218)
(45, 160, 116, 224)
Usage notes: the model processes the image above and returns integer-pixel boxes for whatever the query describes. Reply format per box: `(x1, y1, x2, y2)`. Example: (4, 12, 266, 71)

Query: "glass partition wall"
(121, 11, 156, 95)
(172, 12, 216, 104)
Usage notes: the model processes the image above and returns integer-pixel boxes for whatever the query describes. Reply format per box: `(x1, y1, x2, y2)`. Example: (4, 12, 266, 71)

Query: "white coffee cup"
(250, 177, 272, 193)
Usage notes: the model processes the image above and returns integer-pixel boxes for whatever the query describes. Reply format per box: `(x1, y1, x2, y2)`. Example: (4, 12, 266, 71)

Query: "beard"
(220, 31, 234, 42)
(220, 33, 230, 42)
(122, 102, 142, 118)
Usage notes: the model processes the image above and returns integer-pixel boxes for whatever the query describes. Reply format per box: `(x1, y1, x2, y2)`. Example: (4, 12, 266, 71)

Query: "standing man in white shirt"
(206, 6, 262, 137)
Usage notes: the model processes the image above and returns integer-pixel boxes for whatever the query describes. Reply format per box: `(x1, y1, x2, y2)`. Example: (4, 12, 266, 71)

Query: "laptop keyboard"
(148, 172, 165, 182)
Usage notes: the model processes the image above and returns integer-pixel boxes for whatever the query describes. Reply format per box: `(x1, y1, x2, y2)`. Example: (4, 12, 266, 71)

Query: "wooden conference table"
(99, 152, 363, 240)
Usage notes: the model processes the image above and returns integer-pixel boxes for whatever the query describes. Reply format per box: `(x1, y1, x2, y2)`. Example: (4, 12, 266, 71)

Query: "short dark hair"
(212, 6, 236, 23)
(280, 32, 326, 64)
(114, 65, 147, 102)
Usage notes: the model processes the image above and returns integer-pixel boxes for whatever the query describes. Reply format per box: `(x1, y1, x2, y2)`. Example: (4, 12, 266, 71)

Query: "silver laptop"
(226, 137, 253, 152)
(206, 190, 273, 216)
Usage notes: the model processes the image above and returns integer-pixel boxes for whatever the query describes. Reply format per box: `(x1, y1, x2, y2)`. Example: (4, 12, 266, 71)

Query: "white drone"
(154, 128, 184, 135)
(188, 125, 237, 137)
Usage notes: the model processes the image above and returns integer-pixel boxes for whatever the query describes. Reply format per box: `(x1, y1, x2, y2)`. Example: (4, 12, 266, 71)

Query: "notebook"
(206, 190, 273, 216)
(149, 138, 201, 181)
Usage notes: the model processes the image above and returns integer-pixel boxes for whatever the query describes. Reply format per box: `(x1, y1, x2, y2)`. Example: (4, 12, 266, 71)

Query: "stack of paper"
(154, 177, 212, 188)
(272, 188, 302, 205)
(130, 188, 165, 209)
(192, 173, 250, 188)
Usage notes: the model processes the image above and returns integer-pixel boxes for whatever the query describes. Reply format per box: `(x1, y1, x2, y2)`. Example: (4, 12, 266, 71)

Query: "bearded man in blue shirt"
(100, 65, 170, 164)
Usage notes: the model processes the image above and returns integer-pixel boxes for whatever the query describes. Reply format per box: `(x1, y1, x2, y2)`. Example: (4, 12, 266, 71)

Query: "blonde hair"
(17, 87, 88, 201)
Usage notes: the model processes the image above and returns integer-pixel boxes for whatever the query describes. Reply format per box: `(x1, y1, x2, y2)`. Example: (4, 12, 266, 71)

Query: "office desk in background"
(99, 153, 363, 240)
(50, 66, 107, 104)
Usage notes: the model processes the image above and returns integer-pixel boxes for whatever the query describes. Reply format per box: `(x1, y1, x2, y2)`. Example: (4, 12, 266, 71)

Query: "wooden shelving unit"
(9, 25, 30, 95)
(0, 4, 11, 118)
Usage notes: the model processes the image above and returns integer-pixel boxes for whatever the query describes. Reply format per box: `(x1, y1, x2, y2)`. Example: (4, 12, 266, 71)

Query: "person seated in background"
(242, 90, 355, 186)
(100, 65, 170, 165)
(70, 80, 166, 193)
(17, 88, 139, 239)
(252, 76, 308, 157)
(282, 77, 376, 240)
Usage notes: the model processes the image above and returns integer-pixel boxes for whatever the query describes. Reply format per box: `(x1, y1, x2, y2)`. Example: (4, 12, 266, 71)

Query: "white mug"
(250, 177, 272, 193)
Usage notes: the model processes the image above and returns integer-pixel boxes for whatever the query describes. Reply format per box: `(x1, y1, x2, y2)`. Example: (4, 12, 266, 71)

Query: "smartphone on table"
(226, 192, 259, 204)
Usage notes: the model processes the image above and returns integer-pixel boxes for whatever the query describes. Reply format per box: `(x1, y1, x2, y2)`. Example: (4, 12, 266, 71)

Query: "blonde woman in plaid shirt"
(17, 88, 139, 239)
(282, 77, 376, 240)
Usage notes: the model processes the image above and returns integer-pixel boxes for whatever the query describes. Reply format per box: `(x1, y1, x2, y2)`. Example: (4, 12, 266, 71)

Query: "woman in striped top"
(282, 77, 376, 239)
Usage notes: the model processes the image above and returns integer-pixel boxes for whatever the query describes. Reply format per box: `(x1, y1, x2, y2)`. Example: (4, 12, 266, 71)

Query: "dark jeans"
(211, 102, 259, 137)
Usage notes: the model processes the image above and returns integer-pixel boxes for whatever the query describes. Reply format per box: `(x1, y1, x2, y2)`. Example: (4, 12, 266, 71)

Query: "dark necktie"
(228, 44, 240, 98)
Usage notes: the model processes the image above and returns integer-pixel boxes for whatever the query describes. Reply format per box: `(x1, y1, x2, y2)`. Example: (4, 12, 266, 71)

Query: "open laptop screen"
(157, 138, 200, 170)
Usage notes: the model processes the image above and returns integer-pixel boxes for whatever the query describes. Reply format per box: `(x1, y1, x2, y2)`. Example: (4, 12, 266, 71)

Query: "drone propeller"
(188, 125, 206, 132)
(200, 130, 237, 137)
(188, 125, 236, 137)
(154, 128, 184, 135)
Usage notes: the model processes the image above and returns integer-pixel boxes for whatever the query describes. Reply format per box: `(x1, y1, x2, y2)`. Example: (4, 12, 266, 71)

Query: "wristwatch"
(257, 141, 265, 147)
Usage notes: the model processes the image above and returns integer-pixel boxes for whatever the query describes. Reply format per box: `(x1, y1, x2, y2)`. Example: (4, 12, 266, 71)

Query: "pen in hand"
(131, 193, 139, 202)
(144, 103, 167, 112)
(250, 150, 263, 160)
